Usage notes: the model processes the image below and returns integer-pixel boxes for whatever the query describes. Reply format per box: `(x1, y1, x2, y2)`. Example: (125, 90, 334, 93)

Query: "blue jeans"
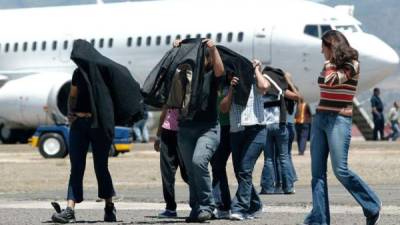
(211, 125, 231, 211)
(177, 122, 220, 216)
(67, 117, 115, 203)
(230, 125, 265, 215)
(287, 123, 298, 182)
(389, 120, 399, 141)
(304, 112, 381, 225)
(133, 119, 149, 143)
(295, 123, 311, 155)
(261, 123, 293, 193)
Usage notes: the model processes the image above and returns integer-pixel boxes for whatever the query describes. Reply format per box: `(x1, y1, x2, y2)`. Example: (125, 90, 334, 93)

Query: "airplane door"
(253, 27, 272, 65)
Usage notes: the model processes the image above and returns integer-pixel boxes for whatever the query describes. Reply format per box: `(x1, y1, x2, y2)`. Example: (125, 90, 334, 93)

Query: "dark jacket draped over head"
(70, 39, 144, 139)
(142, 39, 254, 119)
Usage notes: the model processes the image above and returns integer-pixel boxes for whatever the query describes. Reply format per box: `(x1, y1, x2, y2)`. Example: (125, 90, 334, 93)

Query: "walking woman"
(302, 30, 381, 225)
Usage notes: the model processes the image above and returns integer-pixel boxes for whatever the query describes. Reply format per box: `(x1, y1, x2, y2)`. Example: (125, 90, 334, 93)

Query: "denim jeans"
(133, 119, 149, 143)
(177, 122, 220, 216)
(295, 123, 311, 155)
(287, 123, 298, 182)
(230, 125, 265, 215)
(160, 128, 188, 211)
(389, 120, 399, 141)
(261, 123, 293, 193)
(304, 112, 381, 225)
(211, 125, 232, 211)
(67, 117, 115, 203)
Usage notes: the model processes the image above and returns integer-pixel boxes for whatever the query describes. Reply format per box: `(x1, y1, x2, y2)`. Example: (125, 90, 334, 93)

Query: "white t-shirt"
(388, 107, 399, 121)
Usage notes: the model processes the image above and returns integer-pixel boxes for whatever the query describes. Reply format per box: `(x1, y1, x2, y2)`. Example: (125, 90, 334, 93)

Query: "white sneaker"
(230, 212, 245, 221)
(215, 210, 230, 219)
(246, 208, 263, 219)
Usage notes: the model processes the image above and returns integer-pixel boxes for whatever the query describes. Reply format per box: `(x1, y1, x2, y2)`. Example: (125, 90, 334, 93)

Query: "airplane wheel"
(38, 133, 67, 158)
(0, 125, 18, 144)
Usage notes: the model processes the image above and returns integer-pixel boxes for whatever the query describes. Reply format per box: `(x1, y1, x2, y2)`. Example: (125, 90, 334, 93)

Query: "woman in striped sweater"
(302, 30, 381, 225)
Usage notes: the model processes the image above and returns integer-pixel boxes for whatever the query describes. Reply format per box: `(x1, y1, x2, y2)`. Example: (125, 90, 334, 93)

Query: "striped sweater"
(317, 60, 359, 116)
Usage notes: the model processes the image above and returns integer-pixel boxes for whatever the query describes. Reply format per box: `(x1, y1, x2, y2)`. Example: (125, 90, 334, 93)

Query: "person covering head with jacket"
(173, 38, 225, 222)
(302, 30, 381, 225)
(51, 39, 143, 224)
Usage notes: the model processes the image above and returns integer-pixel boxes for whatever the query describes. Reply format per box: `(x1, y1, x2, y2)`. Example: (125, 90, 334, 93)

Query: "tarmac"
(0, 141, 399, 225)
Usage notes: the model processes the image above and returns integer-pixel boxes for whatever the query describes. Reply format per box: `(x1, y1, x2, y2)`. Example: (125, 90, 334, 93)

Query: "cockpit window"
(304, 24, 332, 38)
(320, 25, 332, 36)
(304, 25, 319, 37)
(335, 25, 358, 33)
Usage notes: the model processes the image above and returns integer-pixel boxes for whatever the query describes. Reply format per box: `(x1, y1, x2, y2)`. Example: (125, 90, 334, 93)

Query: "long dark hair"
(322, 30, 358, 68)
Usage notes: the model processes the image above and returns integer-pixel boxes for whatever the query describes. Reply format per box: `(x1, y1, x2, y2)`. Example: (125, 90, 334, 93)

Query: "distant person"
(302, 30, 381, 225)
(154, 106, 188, 218)
(387, 101, 399, 141)
(294, 90, 312, 155)
(371, 88, 385, 141)
(133, 105, 149, 143)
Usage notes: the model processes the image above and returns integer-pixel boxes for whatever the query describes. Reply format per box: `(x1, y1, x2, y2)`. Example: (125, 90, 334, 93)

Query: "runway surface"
(0, 141, 399, 224)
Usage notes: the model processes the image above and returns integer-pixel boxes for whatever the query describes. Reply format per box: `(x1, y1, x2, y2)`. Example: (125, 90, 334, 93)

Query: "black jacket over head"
(216, 45, 254, 106)
(262, 66, 290, 123)
(70, 39, 144, 139)
(141, 38, 205, 110)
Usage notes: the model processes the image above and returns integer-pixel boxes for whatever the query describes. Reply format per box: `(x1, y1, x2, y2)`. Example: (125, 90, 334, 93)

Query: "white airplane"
(0, 0, 398, 143)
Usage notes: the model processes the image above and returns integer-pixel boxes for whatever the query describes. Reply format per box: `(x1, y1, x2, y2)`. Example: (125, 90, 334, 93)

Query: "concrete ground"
(0, 141, 399, 225)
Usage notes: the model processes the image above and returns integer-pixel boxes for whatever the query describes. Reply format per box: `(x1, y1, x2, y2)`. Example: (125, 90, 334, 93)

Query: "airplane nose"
(349, 33, 399, 82)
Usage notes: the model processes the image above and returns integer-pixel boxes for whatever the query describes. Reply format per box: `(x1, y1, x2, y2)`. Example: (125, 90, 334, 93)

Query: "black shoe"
(366, 210, 380, 225)
(51, 207, 76, 224)
(104, 202, 117, 222)
(185, 216, 200, 223)
(197, 210, 212, 222)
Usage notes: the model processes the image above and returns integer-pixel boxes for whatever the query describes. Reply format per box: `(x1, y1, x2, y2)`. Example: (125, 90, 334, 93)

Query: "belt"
(75, 112, 92, 118)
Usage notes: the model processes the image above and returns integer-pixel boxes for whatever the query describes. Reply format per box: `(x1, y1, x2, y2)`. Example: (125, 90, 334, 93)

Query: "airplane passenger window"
(32, 42, 37, 51)
(216, 33, 222, 43)
(14, 43, 18, 52)
(127, 37, 132, 47)
(137, 37, 142, 47)
(23, 42, 28, 52)
(5, 43, 9, 52)
(320, 25, 332, 36)
(185, 34, 191, 39)
(165, 35, 171, 45)
(304, 25, 319, 37)
(108, 38, 113, 48)
(156, 36, 161, 46)
(146, 36, 151, 46)
(63, 40, 68, 50)
(196, 33, 201, 39)
(42, 41, 46, 51)
(98, 39, 103, 48)
(227, 32, 233, 42)
(52, 41, 57, 51)
(206, 33, 212, 39)
(90, 39, 95, 46)
(238, 32, 244, 42)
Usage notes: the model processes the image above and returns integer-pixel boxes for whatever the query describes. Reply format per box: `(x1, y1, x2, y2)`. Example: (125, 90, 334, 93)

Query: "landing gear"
(0, 125, 34, 144)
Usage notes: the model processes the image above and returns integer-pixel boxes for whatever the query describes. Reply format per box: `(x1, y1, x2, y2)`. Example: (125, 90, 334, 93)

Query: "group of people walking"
(50, 30, 381, 225)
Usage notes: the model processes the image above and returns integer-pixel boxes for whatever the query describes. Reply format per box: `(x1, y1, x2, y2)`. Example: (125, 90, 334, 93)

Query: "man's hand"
(154, 138, 161, 152)
(67, 113, 77, 123)
(231, 76, 239, 87)
(173, 39, 182, 48)
(252, 59, 262, 71)
(203, 39, 216, 50)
